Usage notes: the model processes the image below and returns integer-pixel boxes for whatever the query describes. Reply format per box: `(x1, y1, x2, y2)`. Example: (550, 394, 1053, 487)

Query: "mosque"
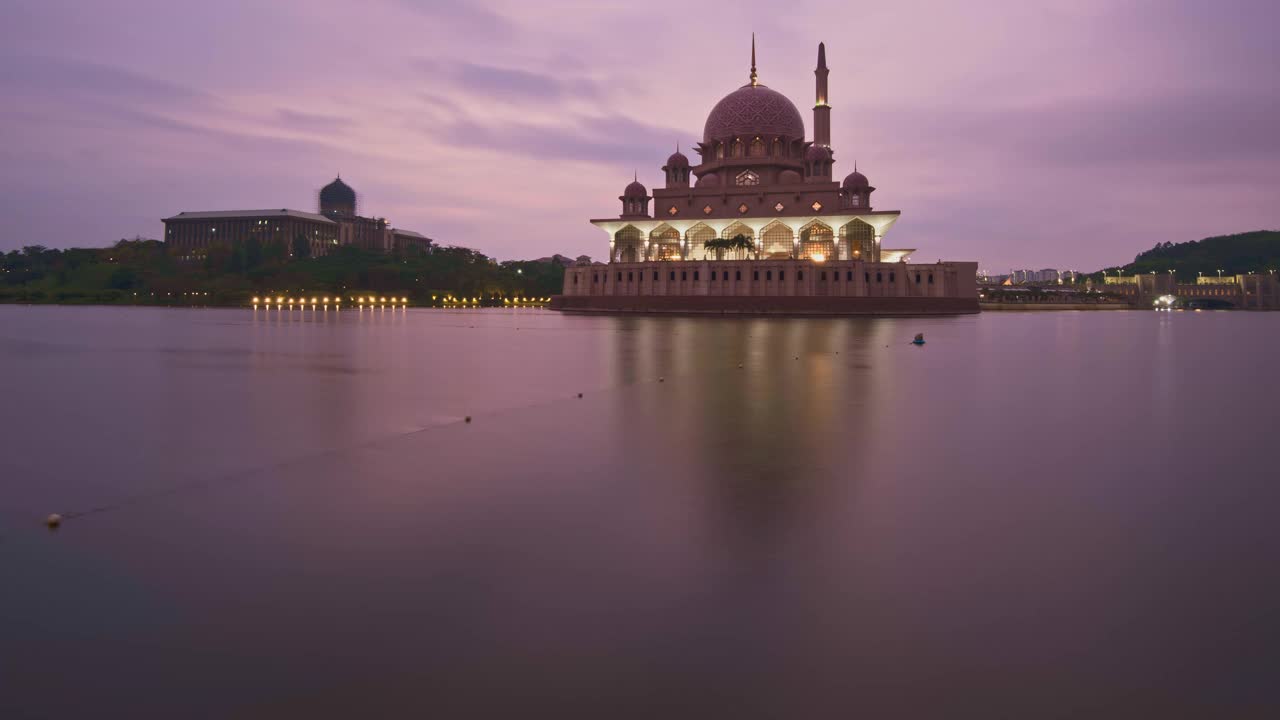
(553, 39, 978, 315)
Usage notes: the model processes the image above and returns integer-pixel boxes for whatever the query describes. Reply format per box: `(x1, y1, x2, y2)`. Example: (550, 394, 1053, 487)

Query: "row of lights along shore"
(250, 295, 552, 307)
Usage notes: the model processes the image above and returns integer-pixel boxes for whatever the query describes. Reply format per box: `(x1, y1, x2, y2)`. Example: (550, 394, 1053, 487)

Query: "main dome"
(703, 84, 805, 143)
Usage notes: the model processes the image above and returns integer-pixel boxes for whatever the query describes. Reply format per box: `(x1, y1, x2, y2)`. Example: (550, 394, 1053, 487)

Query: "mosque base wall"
(554, 260, 978, 315)
(551, 295, 978, 316)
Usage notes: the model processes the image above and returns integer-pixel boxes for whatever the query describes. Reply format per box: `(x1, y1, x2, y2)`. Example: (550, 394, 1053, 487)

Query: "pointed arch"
(649, 223, 682, 261)
(614, 225, 643, 263)
(840, 219, 876, 262)
(760, 220, 794, 260)
(686, 223, 715, 260)
(719, 221, 756, 260)
(798, 220, 835, 261)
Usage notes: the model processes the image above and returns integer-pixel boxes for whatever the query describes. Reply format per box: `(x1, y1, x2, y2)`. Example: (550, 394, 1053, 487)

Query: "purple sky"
(2, 0, 1277, 271)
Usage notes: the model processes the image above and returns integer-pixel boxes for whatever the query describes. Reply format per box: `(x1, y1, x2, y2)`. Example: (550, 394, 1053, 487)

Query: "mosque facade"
(554, 39, 978, 315)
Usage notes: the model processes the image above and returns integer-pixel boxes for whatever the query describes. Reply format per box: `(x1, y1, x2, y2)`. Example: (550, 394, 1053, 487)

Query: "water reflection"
(607, 317, 901, 544)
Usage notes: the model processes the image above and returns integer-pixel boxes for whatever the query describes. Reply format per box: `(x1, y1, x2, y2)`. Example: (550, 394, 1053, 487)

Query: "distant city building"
(556, 38, 977, 315)
(1004, 268, 1069, 284)
(164, 176, 431, 258)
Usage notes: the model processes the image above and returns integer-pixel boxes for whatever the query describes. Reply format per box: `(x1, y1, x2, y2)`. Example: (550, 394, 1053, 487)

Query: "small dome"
(843, 170, 870, 189)
(624, 179, 648, 197)
(697, 173, 721, 187)
(778, 169, 803, 184)
(805, 145, 833, 162)
(665, 150, 689, 168)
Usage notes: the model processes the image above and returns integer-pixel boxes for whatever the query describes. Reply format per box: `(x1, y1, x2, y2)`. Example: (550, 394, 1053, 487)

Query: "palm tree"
(704, 234, 755, 260)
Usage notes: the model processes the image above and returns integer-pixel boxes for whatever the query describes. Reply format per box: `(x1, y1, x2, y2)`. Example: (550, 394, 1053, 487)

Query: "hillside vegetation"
(0, 240, 565, 305)
(1098, 230, 1280, 281)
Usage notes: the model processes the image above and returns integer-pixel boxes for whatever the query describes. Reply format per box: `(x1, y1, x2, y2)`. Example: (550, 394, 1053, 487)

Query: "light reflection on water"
(1, 305, 1278, 717)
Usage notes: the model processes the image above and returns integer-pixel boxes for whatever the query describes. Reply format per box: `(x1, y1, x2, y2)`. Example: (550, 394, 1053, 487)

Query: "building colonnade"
(601, 216, 896, 264)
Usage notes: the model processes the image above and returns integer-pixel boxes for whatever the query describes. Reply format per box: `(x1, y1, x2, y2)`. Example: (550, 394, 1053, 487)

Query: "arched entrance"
(760, 221, 794, 260)
(614, 226, 643, 263)
(798, 221, 835, 261)
(840, 220, 876, 262)
(649, 224, 682, 261)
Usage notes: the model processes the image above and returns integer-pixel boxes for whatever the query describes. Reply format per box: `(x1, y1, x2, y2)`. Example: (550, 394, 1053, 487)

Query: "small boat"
(911, 333, 925, 345)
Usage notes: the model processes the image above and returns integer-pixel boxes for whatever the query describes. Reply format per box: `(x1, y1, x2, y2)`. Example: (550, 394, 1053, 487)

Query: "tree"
(704, 233, 756, 258)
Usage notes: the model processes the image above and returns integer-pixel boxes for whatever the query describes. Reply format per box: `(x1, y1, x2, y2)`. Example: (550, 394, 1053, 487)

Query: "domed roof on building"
(806, 145, 833, 162)
(843, 169, 870, 189)
(320, 176, 356, 206)
(665, 149, 689, 168)
(703, 84, 805, 143)
(623, 179, 648, 197)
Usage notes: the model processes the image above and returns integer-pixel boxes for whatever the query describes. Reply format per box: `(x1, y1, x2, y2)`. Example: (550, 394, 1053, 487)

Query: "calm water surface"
(2, 305, 1278, 717)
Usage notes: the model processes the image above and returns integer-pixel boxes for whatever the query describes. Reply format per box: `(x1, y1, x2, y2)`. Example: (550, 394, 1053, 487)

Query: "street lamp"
(1217, 268, 1224, 279)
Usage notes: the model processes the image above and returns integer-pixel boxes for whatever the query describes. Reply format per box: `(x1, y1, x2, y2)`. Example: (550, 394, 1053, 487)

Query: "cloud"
(0, 53, 205, 103)
(392, 0, 513, 35)
(276, 109, 353, 132)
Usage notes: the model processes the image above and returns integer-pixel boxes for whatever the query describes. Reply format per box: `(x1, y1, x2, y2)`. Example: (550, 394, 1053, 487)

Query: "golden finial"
(750, 33, 758, 86)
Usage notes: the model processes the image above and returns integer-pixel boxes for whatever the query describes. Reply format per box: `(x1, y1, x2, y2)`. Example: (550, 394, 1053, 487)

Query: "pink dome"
(805, 145, 833, 162)
(842, 170, 870, 189)
(697, 173, 721, 187)
(703, 84, 805, 143)
(665, 150, 689, 167)
(623, 180, 648, 197)
(778, 169, 803, 184)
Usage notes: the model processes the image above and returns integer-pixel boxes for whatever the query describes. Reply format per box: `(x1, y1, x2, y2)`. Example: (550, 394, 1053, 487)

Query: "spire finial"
(817, 42, 827, 70)
(750, 33, 758, 86)
(634, 169, 638, 182)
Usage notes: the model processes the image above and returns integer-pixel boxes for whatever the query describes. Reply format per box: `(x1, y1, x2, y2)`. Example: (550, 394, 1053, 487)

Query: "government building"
(163, 176, 432, 259)
(553, 39, 977, 315)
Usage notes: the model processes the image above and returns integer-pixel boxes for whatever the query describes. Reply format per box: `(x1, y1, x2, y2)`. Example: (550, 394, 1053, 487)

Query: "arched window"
(840, 220, 876, 262)
(649, 225, 682, 261)
(760, 221, 794, 259)
(798, 221, 835, 261)
(614, 226, 642, 263)
(732, 139, 744, 157)
(687, 223, 715, 260)
(715, 143, 724, 159)
(735, 170, 760, 187)
(750, 137, 765, 156)
(771, 138, 782, 156)
(719, 222, 756, 260)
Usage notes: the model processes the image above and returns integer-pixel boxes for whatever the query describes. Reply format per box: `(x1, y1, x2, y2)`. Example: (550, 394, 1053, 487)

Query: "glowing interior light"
(811, 253, 826, 263)
(276, 296, 284, 304)
(252, 297, 260, 304)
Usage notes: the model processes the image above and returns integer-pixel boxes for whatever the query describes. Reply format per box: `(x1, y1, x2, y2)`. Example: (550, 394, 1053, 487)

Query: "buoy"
(46, 513, 62, 529)
(465, 416, 472, 423)
(577, 392, 583, 398)
(912, 333, 926, 346)
(738, 363, 743, 368)
(659, 377, 665, 382)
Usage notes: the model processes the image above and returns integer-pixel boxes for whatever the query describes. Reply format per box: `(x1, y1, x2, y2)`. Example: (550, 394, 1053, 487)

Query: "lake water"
(2, 305, 1278, 717)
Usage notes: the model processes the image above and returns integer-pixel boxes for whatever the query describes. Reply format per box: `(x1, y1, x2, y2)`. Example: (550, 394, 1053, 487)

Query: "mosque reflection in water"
(603, 316, 899, 539)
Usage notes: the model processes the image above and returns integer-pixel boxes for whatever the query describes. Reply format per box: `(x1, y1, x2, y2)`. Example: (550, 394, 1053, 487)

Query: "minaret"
(814, 42, 831, 147)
